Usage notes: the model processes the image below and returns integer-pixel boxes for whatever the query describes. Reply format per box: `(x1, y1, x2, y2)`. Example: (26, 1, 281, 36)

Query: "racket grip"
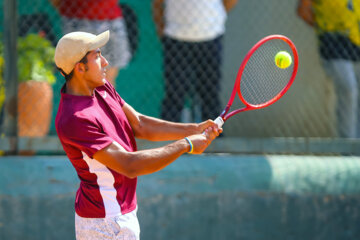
(214, 116, 224, 128)
(202, 116, 224, 135)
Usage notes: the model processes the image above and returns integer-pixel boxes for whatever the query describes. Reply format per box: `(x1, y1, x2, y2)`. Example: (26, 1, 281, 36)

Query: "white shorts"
(75, 208, 140, 240)
(62, 17, 132, 69)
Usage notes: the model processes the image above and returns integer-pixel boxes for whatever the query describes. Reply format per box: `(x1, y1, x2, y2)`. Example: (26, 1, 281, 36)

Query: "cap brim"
(89, 30, 110, 51)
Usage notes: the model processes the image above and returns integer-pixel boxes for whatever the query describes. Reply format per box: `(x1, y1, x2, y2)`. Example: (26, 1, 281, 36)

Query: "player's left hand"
(203, 126, 221, 141)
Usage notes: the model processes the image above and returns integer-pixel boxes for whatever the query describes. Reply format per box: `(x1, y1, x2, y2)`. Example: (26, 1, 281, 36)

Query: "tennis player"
(54, 30, 222, 240)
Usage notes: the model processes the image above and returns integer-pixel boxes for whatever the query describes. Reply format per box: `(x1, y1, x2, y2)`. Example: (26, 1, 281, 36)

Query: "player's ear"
(74, 62, 86, 74)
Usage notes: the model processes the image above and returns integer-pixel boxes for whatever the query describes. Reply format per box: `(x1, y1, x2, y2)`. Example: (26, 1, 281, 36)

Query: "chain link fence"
(1, 0, 360, 153)
(2, 2, 360, 240)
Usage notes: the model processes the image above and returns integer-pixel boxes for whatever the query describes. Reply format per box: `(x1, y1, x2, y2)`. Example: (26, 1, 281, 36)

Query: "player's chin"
(100, 73, 107, 83)
(93, 78, 106, 88)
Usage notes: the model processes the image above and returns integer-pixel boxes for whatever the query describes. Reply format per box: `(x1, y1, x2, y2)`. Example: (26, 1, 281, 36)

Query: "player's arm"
(223, 0, 238, 12)
(122, 102, 221, 141)
(297, 0, 315, 27)
(152, 0, 165, 36)
(93, 128, 219, 178)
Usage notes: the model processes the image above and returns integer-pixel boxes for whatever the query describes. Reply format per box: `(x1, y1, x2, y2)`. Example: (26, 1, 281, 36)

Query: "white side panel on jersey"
(82, 142, 126, 217)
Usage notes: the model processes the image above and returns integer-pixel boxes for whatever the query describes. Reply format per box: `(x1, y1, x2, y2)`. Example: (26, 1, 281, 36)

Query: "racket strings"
(240, 39, 294, 106)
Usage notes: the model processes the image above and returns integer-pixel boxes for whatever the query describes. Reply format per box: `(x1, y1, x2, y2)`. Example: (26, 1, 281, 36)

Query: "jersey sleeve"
(58, 115, 113, 159)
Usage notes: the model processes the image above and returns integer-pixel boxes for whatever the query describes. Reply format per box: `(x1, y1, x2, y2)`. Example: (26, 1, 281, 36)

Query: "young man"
(54, 30, 221, 240)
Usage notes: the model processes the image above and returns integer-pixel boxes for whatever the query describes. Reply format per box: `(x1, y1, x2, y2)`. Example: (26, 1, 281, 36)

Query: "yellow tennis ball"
(274, 51, 292, 69)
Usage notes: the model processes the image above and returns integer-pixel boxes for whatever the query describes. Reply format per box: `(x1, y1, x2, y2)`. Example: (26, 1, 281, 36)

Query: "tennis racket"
(214, 34, 299, 128)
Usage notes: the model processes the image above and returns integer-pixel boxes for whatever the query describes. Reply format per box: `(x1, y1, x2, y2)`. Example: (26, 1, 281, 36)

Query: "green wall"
(1, 154, 360, 240)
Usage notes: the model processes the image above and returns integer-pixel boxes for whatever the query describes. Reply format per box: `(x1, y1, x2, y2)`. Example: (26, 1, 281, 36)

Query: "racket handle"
(202, 117, 224, 135)
(214, 116, 224, 128)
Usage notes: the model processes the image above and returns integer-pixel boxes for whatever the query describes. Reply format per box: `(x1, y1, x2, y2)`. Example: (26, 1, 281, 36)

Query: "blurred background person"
(297, 0, 360, 138)
(153, 0, 238, 123)
(50, 0, 132, 86)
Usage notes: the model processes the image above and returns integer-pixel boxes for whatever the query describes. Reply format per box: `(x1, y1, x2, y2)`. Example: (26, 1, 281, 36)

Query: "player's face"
(83, 49, 109, 87)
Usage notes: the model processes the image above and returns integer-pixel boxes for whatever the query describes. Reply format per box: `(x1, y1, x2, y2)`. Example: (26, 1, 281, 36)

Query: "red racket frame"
(219, 34, 299, 122)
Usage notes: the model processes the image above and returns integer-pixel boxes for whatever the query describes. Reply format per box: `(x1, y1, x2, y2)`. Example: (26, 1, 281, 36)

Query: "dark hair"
(57, 52, 90, 82)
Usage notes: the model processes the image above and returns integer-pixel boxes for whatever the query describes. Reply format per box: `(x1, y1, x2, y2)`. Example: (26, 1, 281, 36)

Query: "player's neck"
(66, 77, 95, 96)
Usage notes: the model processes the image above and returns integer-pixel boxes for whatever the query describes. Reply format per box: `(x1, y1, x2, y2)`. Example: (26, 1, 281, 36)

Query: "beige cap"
(54, 30, 110, 74)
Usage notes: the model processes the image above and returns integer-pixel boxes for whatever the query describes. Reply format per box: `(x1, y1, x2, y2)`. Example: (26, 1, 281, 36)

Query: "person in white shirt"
(153, 0, 238, 122)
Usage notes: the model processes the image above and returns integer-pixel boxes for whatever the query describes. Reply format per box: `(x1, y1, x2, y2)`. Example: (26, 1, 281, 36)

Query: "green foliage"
(0, 33, 56, 111)
(17, 34, 56, 84)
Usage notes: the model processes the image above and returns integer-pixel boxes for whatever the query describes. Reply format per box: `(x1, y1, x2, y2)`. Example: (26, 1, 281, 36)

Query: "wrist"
(184, 137, 194, 154)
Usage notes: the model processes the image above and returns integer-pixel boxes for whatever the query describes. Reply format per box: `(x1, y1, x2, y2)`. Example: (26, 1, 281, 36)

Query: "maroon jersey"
(56, 81, 137, 218)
